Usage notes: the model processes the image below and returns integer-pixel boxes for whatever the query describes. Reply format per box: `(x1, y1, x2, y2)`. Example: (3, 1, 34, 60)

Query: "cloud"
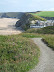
(5, 0, 18, 3)
(0, 0, 54, 12)
(48, 8, 54, 11)
(43, 8, 54, 11)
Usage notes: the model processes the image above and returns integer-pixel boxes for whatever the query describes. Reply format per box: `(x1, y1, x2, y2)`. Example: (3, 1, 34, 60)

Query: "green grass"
(0, 35, 40, 72)
(42, 35, 54, 50)
(20, 33, 41, 38)
(26, 26, 54, 34)
(31, 11, 54, 17)
(29, 14, 46, 21)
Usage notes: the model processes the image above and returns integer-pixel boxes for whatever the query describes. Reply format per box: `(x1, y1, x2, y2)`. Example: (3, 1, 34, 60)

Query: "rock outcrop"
(15, 13, 46, 30)
(15, 13, 32, 27)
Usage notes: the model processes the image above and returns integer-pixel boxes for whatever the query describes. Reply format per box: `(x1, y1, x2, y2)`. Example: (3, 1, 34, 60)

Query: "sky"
(0, 0, 54, 12)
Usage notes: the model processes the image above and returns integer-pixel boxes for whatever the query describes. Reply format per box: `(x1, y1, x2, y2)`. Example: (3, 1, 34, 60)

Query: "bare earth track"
(0, 18, 23, 35)
(29, 38, 54, 72)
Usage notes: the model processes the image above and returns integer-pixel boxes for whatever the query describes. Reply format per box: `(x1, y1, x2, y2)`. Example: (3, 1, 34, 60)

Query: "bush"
(26, 26, 54, 34)
(21, 23, 30, 31)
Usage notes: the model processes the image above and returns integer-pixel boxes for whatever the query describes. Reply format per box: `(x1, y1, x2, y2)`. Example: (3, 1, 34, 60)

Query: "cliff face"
(15, 13, 32, 27)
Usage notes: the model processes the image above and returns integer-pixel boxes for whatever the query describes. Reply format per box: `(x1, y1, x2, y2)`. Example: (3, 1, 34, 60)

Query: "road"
(0, 18, 24, 35)
(29, 38, 54, 72)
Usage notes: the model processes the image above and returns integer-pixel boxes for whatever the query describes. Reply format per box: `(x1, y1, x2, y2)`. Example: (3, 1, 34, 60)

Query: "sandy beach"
(0, 18, 23, 35)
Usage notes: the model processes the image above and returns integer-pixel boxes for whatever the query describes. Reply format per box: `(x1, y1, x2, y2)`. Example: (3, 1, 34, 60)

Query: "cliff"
(15, 13, 46, 30)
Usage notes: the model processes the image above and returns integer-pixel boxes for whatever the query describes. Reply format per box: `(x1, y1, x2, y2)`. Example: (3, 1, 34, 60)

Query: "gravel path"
(0, 18, 24, 35)
(29, 38, 54, 72)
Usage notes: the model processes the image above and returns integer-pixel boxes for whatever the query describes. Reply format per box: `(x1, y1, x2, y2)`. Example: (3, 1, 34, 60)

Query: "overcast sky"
(0, 0, 54, 12)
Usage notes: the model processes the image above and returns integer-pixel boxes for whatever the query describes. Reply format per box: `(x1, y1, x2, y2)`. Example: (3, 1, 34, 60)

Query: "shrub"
(26, 26, 54, 34)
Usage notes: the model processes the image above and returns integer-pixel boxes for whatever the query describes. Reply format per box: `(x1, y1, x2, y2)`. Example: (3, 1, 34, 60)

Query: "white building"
(30, 20, 54, 28)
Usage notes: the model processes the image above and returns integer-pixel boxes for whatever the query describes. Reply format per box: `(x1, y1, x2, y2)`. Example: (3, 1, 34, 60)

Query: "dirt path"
(29, 38, 54, 72)
(0, 18, 24, 35)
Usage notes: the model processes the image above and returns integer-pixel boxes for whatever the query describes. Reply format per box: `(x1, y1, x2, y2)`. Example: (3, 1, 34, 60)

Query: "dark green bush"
(26, 26, 54, 34)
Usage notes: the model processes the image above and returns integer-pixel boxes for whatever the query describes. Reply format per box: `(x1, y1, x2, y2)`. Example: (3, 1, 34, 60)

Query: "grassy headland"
(31, 11, 54, 17)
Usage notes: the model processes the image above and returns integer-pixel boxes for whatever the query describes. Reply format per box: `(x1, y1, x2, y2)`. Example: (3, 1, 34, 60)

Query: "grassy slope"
(6, 12, 19, 17)
(20, 33, 42, 38)
(0, 35, 40, 72)
(6, 12, 22, 18)
(0, 12, 24, 18)
(26, 26, 54, 34)
(31, 11, 54, 17)
(29, 13, 46, 21)
(42, 35, 54, 50)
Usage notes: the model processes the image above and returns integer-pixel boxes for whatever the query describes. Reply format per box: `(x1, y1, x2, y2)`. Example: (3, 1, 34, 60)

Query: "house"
(30, 24, 45, 28)
(30, 20, 54, 28)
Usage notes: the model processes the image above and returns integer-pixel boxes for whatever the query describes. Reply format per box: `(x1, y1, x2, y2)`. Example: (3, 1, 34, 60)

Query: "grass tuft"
(42, 35, 54, 50)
